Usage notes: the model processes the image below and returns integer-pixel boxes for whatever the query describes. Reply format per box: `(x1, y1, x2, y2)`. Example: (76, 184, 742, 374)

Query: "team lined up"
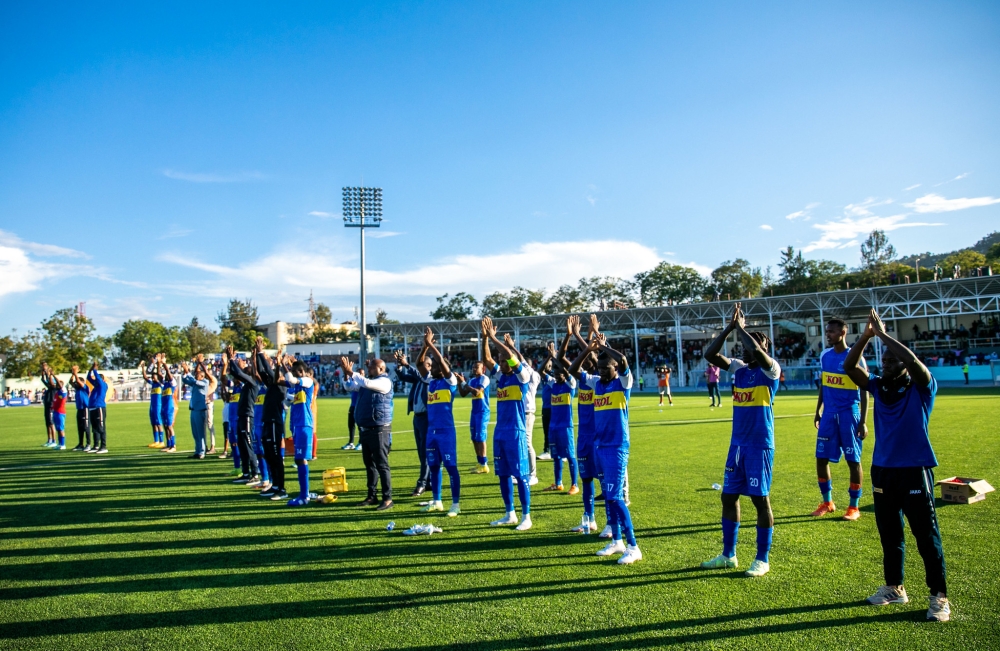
(32, 304, 951, 619)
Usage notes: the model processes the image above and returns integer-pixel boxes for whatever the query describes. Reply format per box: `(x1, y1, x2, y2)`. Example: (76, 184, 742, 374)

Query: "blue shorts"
(470, 418, 489, 443)
(149, 409, 162, 427)
(293, 426, 314, 462)
(816, 410, 863, 463)
(549, 425, 574, 449)
(161, 407, 175, 427)
(723, 444, 773, 497)
(427, 427, 458, 468)
(53, 412, 66, 432)
(576, 432, 597, 478)
(596, 446, 629, 500)
(493, 435, 530, 478)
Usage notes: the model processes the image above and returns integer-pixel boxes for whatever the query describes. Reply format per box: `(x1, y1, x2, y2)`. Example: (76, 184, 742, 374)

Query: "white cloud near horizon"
(160, 239, 670, 306)
(802, 196, 946, 254)
(904, 193, 1000, 213)
(0, 230, 89, 259)
(784, 202, 819, 221)
(904, 184, 921, 191)
(760, 224, 773, 231)
(0, 231, 101, 298)
(162, 169, 267, 183)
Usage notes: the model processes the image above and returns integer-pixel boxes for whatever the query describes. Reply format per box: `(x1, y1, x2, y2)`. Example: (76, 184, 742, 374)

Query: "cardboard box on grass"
(936, 477, 995, 504)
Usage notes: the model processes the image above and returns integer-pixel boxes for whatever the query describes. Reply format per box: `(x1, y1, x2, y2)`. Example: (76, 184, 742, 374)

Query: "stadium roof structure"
(375, 275, 1000, 341)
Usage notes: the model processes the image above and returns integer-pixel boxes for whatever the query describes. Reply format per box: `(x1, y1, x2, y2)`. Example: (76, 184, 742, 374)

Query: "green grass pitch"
(1, 390, 998, 650)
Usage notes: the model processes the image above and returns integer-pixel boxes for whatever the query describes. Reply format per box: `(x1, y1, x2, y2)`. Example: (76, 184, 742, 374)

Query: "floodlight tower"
(342, 186, 383, 363)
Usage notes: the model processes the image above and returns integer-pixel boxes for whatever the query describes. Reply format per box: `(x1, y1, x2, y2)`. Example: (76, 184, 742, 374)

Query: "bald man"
(342, 355, 395, 511)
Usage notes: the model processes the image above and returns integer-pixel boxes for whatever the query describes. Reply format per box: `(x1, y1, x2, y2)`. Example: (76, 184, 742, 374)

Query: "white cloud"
(0, 230, 89, 259)
(158, 225, 192, 240)
(904, 184, 921, 191)
(586, 195, 597, 206)
(760, 224, 773, 231)
(0, 231, 104, 298)
(0, 245, 75, 298)
(933, 172, 970, 187)
(162, 169, 266, 183)
(784, 202, 820, 221)
(367, 231, 403, 239)
(308, 211, 339, 218)
(904, 193, 1000, 213)
(680, 261, 713, 276)
(803, 213, 943, 253)
(161, 239, 665, 306)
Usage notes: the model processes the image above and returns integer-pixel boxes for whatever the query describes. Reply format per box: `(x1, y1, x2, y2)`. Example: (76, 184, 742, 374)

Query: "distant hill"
(897, 231, 1000, 268)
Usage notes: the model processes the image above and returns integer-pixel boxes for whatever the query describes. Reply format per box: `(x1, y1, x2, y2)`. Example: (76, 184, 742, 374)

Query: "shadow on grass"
(0, 595, 923, 642)
(385, 606, 928, 651)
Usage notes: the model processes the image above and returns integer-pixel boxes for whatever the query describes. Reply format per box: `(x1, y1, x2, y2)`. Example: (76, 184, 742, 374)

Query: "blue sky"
(1, 2, 999, 334)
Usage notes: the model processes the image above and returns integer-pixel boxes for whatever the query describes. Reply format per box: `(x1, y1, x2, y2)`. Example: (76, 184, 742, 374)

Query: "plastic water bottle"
(711, 483, 722, 491)
(386, 521, 395, 531)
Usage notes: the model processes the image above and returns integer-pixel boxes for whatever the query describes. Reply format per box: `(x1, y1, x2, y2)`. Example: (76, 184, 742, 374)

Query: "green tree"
(578, 276, 636, 310)
(775, 246, 847, 295)
(40, 308, 105, 371)
(986, 241, 1000, 264)
(217, 298, 270, 351)
(0, 329, 47, 378)
(431, 292, 479, 320)
(941, 249, 987, 276)
(314, 303, 332, 326)
(480, 287, 547, 318)
(860, 230, 896, 285)
(375, 308, 399, 325)
(112, 320, 191, 367)
(634, 263, 707, 306)
(544, 285, 589, 314)
(710, 259, 764, 299)
(184, 317, 221, 357)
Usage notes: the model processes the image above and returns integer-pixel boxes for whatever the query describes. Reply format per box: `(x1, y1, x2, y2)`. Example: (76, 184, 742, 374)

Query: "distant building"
(260, 320, 360, 348)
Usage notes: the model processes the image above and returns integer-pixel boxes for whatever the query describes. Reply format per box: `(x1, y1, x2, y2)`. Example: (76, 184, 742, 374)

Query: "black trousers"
(76, 409, 91, 447)
(234, 414, 259, 477)
(261, 422, 285, 491)
(88, 407, 106, 448)
(871, 465, 947, 595)
(412, 412, 429, 488)
(347, 405, 356, 444)
(360, 425, 392, 501)
(541, 408, 551, 451)
(707, 382, 721, 403)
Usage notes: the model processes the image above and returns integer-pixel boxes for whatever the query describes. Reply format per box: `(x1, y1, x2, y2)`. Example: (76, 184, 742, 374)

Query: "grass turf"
(0, 390, 998, 650)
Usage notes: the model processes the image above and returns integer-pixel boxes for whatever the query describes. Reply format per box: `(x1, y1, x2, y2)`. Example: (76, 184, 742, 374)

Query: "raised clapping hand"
(868, 308, 886, 338)
(71, 365, 79, 374)
(729, 302, 745, 330)
(393, 350, 408, 366)
(481, 316, 497, 339)
(455, 372, 466, 384)
(567, 315, 579, 335)
(339, 356, 353, 375)
(547, 341, 557, 355)
(589, 313, 600, 334)
(423, 326, 435, 346)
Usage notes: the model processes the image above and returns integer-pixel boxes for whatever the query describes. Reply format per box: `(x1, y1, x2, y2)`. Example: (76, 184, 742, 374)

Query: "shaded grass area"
(1, 389, 998, 650)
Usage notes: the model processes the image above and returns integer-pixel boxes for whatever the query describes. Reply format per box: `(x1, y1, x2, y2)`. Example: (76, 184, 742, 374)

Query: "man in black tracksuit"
(225, 346, 260, 483)
(255, 340, 289, 500)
